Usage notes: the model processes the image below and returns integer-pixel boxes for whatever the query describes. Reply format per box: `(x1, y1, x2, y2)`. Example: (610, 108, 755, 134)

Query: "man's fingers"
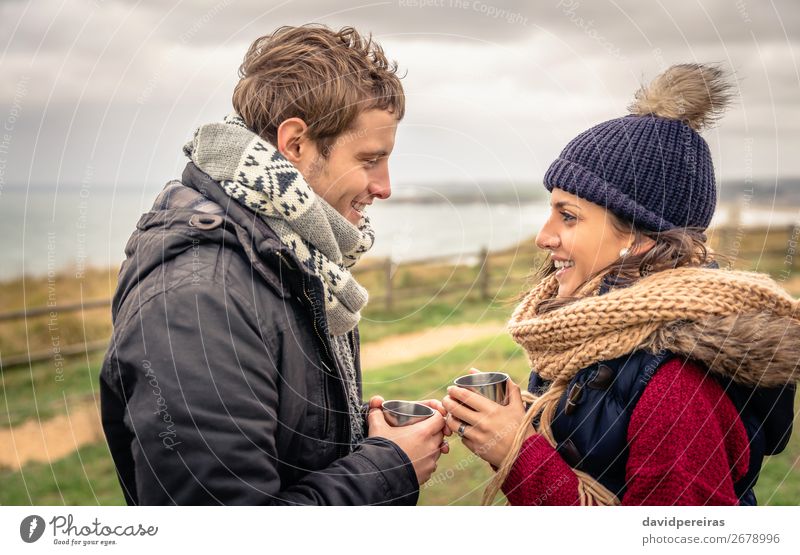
(442, 421, 453, 437)
(367, 406, 387, 430)
(401, 411, 445, 438)
(420, 398, 447, 416)
(421, 411, 446, 434)
(368, 395, 385, 410)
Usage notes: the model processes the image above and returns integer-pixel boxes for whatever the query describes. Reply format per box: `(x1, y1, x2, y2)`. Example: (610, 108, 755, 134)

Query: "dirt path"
(0, 322, 507, 470)
(360, 322, 506, 370)
(0, 399, 104, 471)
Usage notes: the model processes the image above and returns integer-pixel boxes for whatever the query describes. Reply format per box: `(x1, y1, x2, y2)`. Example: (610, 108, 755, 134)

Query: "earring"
(619, 247, 630, 257)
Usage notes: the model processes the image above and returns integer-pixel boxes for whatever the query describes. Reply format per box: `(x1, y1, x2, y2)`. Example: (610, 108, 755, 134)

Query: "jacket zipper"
(300, 277, 351, 456)
(276, 251, 340, 447)
(321, 372, 331, 437)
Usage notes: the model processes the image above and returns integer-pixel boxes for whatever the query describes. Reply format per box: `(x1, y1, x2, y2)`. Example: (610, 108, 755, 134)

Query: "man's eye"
(363, 158, 379, 167)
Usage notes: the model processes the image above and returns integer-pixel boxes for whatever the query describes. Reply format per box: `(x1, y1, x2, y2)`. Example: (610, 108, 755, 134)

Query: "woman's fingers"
(442, 395, 478, 426)
(445, 413, 475, 442)
(446, 385, 493, 413)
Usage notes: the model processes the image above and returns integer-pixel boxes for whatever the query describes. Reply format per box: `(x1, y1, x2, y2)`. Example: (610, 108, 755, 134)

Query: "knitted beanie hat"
(544, 64, 734, 232)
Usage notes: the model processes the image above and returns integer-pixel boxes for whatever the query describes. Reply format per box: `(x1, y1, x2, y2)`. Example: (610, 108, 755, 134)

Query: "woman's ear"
(276, 117, 309, 163)
(631, 235, 656, 256)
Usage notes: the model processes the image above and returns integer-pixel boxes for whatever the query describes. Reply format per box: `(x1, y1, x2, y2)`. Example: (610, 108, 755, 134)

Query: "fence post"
(478, 246, 490, 300)
(384, 257, 394, 311)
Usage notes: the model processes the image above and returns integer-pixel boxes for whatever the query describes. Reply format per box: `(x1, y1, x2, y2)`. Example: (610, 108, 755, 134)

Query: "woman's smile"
(553, 258, 575, 279)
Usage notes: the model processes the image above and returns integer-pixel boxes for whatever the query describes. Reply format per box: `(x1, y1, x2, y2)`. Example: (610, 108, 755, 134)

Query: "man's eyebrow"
(358, 149, 389, 158)
(552, 201, 581, 210)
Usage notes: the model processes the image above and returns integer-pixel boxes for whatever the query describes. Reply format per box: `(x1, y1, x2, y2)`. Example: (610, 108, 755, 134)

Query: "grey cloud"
(0, 0, 797, 188)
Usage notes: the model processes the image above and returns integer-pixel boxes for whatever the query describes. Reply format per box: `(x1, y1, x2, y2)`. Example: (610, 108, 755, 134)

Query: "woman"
(443, 64, 799, 505)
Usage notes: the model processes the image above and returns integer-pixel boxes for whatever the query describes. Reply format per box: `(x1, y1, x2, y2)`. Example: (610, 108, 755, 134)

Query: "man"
(100, 25, 448, 505)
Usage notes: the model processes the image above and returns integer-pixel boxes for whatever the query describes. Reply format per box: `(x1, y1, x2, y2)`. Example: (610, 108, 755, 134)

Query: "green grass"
(362, 333, 528, 505)
(0, 442, 124, 505)
(0, 353, 104, 428)
(1, 332, 798, 505)
(358, 289, 519, 344)
(1, 225, 799, 506)
(0, 333, 527, 506)
(753, 406, 800, 505)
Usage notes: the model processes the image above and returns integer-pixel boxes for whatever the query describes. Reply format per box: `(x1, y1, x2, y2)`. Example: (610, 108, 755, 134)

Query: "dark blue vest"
(527, 349, 795, 505)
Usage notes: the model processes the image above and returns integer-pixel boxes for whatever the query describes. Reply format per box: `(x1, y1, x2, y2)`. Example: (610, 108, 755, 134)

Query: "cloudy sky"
(1, 0, 798, 193)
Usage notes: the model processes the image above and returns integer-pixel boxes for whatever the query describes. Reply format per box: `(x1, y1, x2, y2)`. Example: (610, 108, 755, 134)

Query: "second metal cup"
(382, 400, 436, 427)
(453, 371, 510, 406)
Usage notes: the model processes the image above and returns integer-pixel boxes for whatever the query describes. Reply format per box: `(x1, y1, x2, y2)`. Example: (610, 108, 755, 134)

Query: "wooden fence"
(1, 223, 797, 371)
(0, 245, 521, 371)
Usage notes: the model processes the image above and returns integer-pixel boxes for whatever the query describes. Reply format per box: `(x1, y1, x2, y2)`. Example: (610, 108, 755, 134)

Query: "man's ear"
(276, 117, 309, 164)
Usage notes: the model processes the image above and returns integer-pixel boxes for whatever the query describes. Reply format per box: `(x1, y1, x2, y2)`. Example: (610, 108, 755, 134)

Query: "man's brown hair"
(232, 25, 405, 156)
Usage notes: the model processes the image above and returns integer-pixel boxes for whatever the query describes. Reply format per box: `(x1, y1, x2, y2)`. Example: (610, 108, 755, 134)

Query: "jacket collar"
(132, 162, 322, 300)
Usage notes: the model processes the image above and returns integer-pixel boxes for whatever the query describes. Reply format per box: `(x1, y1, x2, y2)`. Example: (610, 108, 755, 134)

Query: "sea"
(1, 185, 799, 282)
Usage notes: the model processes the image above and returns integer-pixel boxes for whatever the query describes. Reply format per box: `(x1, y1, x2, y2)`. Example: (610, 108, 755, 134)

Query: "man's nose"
(368, 170, 391, 200)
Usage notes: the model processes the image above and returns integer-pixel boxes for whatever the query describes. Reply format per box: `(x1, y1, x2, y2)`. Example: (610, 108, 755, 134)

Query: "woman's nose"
(535, 227, 560, 251)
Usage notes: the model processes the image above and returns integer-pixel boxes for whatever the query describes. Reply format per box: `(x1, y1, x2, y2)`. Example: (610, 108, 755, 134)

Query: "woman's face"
(535, 188, 635, 298)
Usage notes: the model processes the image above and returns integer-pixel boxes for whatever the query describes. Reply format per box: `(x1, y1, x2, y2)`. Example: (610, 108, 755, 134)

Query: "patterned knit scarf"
(183, 113, 374, 335)
(484, 267, 800, 505)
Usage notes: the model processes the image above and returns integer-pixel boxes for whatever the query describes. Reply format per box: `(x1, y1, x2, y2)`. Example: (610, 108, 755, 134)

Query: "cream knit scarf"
(184, 113, 374, 335)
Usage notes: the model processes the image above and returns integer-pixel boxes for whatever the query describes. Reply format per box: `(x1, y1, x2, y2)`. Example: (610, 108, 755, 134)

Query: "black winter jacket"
(100, 162, 419, 505)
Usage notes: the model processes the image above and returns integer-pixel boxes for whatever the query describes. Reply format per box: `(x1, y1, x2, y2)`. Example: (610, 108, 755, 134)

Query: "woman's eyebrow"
(552, 201, 581, 210)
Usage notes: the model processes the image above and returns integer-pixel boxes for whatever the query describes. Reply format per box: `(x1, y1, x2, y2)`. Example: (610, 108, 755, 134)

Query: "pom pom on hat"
(628, 63, 735, 131)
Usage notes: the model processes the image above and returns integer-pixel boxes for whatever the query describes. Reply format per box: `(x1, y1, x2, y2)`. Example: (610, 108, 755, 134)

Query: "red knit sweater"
(501, 358, 751, 505)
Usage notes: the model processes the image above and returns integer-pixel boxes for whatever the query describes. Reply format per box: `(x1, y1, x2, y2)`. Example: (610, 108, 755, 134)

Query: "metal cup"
(453, 371, 510, 406)
(381, 400, 436, 427)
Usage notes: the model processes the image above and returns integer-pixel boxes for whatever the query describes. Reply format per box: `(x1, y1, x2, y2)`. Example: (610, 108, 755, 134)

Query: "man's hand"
(367, 395, 449, 486)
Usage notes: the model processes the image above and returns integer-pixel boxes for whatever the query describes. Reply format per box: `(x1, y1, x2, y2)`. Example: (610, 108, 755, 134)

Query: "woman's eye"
(560, 211, 576, 222)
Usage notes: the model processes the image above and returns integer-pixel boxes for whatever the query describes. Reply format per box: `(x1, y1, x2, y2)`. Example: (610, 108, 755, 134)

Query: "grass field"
(2, 333, 798, 506)
(1, 225, 799, 506)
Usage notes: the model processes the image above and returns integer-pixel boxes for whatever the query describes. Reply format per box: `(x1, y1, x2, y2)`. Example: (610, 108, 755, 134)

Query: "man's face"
(301, 109, 398, 225)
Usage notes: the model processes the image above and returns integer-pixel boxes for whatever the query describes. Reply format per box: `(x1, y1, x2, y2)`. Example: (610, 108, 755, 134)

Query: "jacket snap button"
(188, 213, 223, 230)
(557, 439, 583, 468)
(565, 381, 584, 415)
(587, 364, 615, 390)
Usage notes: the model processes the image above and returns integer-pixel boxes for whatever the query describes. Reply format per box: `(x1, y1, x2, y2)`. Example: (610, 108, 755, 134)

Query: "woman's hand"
(442, 378, 534, 468)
